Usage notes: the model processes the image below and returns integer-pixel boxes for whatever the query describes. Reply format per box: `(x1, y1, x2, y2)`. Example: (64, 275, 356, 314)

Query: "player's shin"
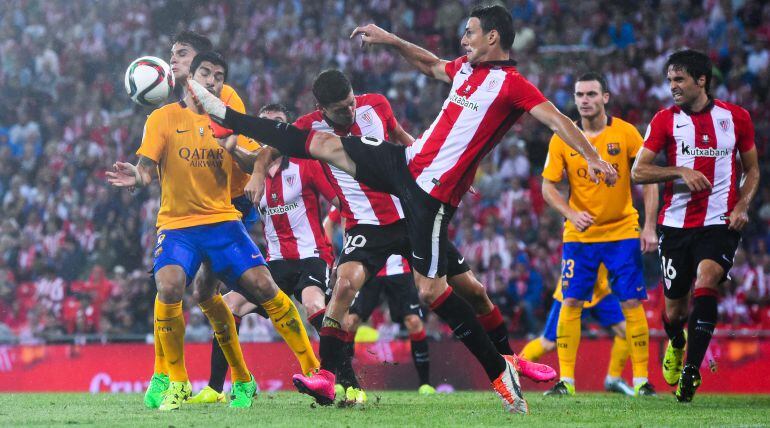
(222, 108, 314, 159)
(556, 304, 582, 383)
(622, 305, 649, 385)
(199, 294, 250, 383)
(156, 299, 188, 382)
(263, 290, 320, 374)
(429, 286, 506, 381)
(686, 288, 718, 368)
(208, 314, 242, 393)
(607, 335, 630, 378)
(153, 295, 168, 375)
(478, 305, 514, 355)
(410, 329, 431, 386)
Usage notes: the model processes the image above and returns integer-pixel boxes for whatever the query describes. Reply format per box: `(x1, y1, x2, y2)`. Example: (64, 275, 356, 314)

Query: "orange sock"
(155, 299, 187, 382)
(153, 296, 168, 375)
(199, 294, 250, 383)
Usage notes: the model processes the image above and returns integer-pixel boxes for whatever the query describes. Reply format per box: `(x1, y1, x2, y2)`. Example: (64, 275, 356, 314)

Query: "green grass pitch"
(3, 391, 769, 427)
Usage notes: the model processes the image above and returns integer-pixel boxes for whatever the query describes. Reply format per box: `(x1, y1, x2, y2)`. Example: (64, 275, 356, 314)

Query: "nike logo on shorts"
(251, 254, 260, 259)
(409, 304, 420, 309)
(412, 252, 424, 260)
(307, 275, 322, 284)
(458, 257, 465, 264)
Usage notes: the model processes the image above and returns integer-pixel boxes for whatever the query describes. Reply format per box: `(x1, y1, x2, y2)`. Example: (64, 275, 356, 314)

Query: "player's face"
(170, 42, 196, 80)
(259, 110, 288, 123)
(192, 61, 225, 98)
(667, 66, 706, 107)
(574, 80, 608, 120)
(321, 91, 356, 127)
(461, 18, 488, 64)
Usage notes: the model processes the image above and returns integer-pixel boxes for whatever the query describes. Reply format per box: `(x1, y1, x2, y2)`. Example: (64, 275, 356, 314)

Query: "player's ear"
(487, 29, 498, 46)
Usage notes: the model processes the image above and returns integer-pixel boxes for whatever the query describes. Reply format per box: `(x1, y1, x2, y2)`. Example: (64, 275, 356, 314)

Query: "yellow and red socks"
(430, 286, 506, 381)
(307, 309, 325, 334)
(520, 337, 548, 362)
(155, 299, 187, 382)
(622, 304, 649, 384)
(263, 290, 319, 374)
(556, 304, 582, 381)
(153, 296, 168, 376)
(410, 329, 430, 386)
(477, 305, 514, 355)
(607, 335, 630, 378)
(686, 288, 718, 369)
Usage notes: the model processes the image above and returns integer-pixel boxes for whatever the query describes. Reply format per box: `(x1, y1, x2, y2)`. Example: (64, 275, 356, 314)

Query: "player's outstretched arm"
(530, 101, 617, 185)
(350, 24, 451, 83)
(631, 148, 711, 192)
(729, 147, 760, 231)
(106, 156, 156, 189)
(542, 178, 594, 232)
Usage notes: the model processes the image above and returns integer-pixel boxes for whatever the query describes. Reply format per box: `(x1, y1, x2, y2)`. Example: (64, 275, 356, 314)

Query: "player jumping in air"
(190, 5, 615, 413)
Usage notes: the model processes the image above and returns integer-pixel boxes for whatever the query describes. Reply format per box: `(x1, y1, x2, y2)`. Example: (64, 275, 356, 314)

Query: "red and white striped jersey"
(405, 56, 547, 206)
(259, 158, 336, 265)
(294, 94, 404, 230)
(326, 205, 410, 278)
(643, 99, 755, 228)
(376, 254, 411, 278)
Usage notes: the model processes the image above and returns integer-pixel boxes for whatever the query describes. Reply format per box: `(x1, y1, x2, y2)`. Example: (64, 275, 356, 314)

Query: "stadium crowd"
(1, 0, 769, 343)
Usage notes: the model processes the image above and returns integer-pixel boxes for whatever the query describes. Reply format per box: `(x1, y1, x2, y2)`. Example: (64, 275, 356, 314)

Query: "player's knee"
(563, 297, 583, 308)
(156, 280, 184, 303)
(404, 315, 423, 334)
(694, 263, 723, 290)
(239, 266, 279, 301)
(309, 131, 341, 158)
(303, 299, 325, 317)
(620, 298, 641, 309)
(451, 274, 492, 313)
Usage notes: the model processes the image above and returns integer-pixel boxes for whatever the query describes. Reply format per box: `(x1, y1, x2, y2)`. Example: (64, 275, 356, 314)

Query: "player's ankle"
(633, 377, 649, 387)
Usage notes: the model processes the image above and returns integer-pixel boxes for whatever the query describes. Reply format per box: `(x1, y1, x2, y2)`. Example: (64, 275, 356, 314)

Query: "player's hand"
(568, 210, 594, 232)
(640, 226, 658, 253)
(586, 156, 618, 185)
(350, 24, 394, 48)
(216, 135, 237, 153)
(677, 167, 712, 192)
(728, 202, 749, 231)
(244, 174, 265, 206)
(106, 162, 139, 188)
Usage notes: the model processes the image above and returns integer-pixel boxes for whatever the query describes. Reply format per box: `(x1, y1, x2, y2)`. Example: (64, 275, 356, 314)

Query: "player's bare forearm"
(391, 37, 449, 82)
(641, 183, 659, 231)
(631, 163, 681, 184)
(542, 179, 573, 219)
(252, 147, 281, 178)
(231, 146, 259, 174)
(736, 148, 760, 209)
(391, 124, 415, 146)
(135, 156, 156, 187)
(554, 116, 600, 163)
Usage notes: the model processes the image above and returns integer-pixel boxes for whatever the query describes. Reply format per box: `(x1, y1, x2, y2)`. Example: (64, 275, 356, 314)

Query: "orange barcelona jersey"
(542, 116, 644, 243)
(137, 102, 240, 231)
(553, 263, 612, 308)
(220, 84, 261, 198)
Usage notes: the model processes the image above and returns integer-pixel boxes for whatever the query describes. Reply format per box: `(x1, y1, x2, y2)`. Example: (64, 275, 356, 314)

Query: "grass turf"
(2, 391, 769, 427)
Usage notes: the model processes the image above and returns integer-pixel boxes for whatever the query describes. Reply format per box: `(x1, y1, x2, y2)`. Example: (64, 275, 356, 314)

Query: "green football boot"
(230, 374, 257, 408)
(158, 380, 192, 411)
(143, 373, 169, 409)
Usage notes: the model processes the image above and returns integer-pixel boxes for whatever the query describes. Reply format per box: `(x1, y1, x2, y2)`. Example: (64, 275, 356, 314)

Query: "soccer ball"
(124, 56, 175, 106)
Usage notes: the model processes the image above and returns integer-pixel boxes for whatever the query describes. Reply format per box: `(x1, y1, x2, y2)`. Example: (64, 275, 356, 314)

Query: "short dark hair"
(470, 4, 515, 50)
(312, 69, 352, 106)
(666, 49, 712, 93)
(576, 72, 609, 93)
(172, 30, 213, 54)
(190, 51, 228, 81)
(259, 103, 292, 122)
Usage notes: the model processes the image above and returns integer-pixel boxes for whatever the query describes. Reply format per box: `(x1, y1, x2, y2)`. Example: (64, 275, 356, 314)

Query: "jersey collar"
(472, 59, 518, 69)
(575, 115, 613, 131)
(680, 97, 714, 116)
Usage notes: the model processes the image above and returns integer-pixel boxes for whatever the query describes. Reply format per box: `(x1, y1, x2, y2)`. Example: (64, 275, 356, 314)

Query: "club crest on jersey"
(607, 143, 621, 155)
(285, 174, 296, 187)
(361, 111, 373, 125)
(271, 192, 278, 201)
(486, 78, 499, 91)
(718, 119, 731, 133)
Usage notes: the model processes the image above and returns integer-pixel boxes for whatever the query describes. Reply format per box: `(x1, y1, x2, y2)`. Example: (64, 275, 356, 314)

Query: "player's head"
(463, 5, 515, 64)
(313, 69, 356, 127)
(574, 72, 609, 120)
(171, 30, 213, 80)
(665, 49, 712, 107)
(189, 51, 227, 98)
(259, 103, 291, 123)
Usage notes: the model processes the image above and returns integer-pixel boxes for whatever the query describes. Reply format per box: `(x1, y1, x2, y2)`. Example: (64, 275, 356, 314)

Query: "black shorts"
(657, 225, 741, 299)
(350, 273, 423, 323)
(340, 136, 457, 278)
(337, 219, 470, 279)
(267, 257, 330, 302)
